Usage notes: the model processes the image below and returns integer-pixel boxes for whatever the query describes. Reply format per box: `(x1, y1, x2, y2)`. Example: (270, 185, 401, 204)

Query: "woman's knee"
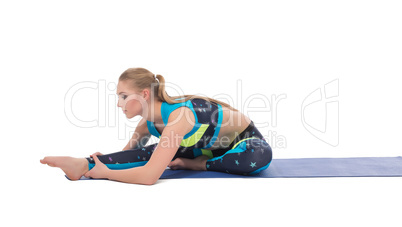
(260, 139, 273, 163)
(242, 138, 272, 175)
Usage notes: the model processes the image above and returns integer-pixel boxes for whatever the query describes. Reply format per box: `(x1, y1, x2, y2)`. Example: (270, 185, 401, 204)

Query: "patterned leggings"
(86, 121, 272, 175)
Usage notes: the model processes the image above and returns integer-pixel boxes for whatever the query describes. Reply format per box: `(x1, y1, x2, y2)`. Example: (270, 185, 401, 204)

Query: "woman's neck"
(144, 99, 163, 125)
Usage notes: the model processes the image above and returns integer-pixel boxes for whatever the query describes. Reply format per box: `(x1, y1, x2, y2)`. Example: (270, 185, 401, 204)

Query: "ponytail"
(120, 68, 239, 112)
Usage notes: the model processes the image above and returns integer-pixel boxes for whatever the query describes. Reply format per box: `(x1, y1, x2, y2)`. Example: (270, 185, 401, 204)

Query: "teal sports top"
(146, 98, 223, 158)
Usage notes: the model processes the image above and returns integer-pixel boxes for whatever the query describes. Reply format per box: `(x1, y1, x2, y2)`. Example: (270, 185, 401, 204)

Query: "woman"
(40, 68, 272, 185)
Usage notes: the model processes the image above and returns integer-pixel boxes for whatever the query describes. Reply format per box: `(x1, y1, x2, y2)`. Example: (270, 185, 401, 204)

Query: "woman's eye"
(122, 95, 128, 100)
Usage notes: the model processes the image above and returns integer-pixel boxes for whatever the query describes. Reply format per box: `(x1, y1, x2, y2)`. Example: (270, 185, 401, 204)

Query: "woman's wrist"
(104, 168, 112, 180)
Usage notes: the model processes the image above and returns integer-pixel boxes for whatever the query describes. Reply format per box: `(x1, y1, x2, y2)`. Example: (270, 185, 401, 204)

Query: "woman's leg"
(206, 138, 272, 175)
(40, 143, 160, 180)
(86, 143, 158, 170)
(169, 121, 273, 173)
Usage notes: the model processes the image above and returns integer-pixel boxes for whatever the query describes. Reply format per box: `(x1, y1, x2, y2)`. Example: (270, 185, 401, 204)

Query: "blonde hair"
(119, 67, 239, 111)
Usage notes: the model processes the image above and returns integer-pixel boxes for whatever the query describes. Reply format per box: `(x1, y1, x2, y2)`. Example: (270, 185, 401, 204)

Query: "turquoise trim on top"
(160, 100, 199, 139)
(203, 103, 223, 149)
(147, 99, 199, 139)
(161, 100, 199, 126)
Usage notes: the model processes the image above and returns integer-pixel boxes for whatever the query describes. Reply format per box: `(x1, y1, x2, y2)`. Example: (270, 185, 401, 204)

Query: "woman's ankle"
(79, 158, 90, 175)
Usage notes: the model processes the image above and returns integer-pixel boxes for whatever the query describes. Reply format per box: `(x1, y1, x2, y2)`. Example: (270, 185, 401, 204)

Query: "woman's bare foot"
(40, 156, 88, 180)
(168, 155, 209, 171)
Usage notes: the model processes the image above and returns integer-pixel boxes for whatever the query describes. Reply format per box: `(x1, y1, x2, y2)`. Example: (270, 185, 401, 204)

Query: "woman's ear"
(142, 88, 150, 101)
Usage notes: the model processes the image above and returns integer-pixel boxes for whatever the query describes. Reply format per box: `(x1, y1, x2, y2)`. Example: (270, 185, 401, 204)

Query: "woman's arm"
(122, 117, 151, 150)
(106, 124, 186, 185)
(92, 107, 194, 185)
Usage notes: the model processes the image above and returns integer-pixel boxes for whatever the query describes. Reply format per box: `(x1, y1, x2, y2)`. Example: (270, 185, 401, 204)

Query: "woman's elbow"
(139, 168, 161, 185)
(142, 177, 158, 185)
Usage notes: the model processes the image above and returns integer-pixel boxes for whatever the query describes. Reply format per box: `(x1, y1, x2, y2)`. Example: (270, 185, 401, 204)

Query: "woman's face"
(116, 81, 148, 119)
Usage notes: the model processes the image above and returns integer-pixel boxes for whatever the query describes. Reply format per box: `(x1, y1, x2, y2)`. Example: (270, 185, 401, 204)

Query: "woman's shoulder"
(162, 106, 195, 137)
(166, 105, 195, 127)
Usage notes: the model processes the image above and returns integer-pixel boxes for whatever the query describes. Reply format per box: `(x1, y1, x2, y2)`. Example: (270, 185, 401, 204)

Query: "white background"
(1, 0, 401, 226)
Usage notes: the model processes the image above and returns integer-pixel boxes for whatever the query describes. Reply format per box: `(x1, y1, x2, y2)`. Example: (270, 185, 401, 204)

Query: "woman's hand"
(84, 154, 110, 179)
(90, 151, 103, 157)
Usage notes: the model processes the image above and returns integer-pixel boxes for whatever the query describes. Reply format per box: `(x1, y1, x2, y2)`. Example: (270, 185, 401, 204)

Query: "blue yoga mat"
(66, 157, 402, 180)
